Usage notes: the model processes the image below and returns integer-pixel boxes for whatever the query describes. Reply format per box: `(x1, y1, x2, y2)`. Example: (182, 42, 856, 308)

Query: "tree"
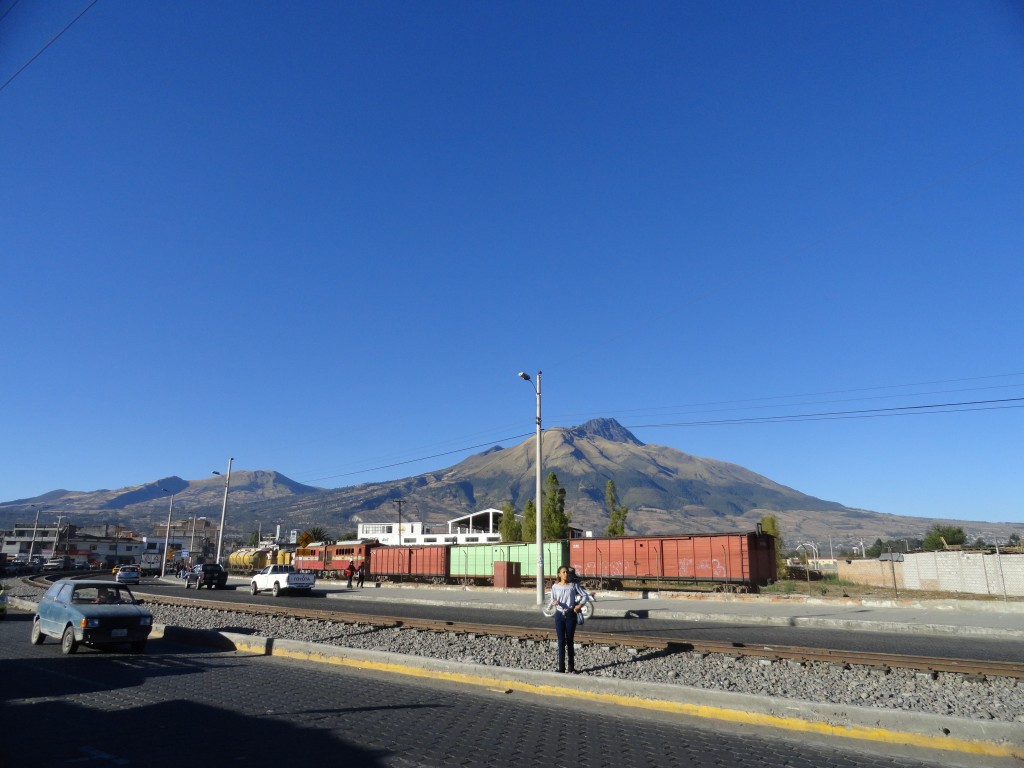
(922, 524, 965, 551)
(297, 526, 331, 549)
(521, 499, 536, 542)
(306, 526, 330, 543)
(865, 538, 886, 558)
(604, 480, 629, 536)
(1008, 533, 1021, 547)
(542, 472, 570, 539)
(759, 515, 786, 576)
(246, 531, 259, 546)
(499, 502, 523, 541)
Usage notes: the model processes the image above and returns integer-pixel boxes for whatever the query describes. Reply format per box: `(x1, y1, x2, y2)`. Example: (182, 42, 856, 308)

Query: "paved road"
(1, 611, 1005, 768)
(138, 579, 1024, 664)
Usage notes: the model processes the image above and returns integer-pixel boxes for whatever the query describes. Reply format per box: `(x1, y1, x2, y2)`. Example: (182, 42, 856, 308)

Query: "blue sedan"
(31, 580, 153, 654)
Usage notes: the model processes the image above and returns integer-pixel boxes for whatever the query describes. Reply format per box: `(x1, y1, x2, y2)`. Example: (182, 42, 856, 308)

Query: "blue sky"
(2, 1, 1022, 525)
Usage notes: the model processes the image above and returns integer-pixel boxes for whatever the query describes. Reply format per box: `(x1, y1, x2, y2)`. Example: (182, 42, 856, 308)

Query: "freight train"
(284, 532, 776, 592)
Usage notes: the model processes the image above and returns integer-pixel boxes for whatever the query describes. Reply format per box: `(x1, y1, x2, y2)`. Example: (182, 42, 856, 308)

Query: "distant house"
(358, 508, 503, 546)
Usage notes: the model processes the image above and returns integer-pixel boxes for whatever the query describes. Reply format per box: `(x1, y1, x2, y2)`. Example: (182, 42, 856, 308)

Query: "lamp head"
(518, 372, 530, 381)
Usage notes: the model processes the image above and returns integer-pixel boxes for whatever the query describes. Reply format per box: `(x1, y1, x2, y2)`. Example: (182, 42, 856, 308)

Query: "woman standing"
(547, 565, 590, 673)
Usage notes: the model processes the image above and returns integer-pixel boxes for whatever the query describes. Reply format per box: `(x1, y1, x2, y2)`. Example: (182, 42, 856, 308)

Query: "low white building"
(358, 509, 504, 546)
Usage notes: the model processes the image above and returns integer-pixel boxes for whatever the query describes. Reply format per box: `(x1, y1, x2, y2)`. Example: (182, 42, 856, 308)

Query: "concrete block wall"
(839, 552, 1024, 597)
(836, 558, 903, 589)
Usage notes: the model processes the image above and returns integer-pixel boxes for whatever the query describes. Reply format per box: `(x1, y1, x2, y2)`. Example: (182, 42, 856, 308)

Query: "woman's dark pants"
(554, 610, 577, 672)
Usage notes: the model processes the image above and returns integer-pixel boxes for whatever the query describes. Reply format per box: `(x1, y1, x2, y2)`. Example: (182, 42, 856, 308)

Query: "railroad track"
(141, 588, 1024, 680)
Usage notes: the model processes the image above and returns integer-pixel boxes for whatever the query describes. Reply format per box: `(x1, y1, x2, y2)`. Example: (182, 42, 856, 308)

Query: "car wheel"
(184, 580, 190, 589)
(272, 582, 281, 597)
(129, 640, 146, 654)
(61, 626, 79, 655)
(30, 619, 45, 644)
(250, 583, 259, 595)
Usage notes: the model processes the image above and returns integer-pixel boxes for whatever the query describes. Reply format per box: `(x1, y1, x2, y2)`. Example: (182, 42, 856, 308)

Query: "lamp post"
(518, 371, 544, 606)
(159, 488, 175, 578)
(212, 457, 233, 565)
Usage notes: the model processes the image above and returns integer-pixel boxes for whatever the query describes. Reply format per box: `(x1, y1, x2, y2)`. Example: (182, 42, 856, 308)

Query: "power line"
(298, 396, 1023, 485)
(291, 373, 1024, 486)
(0, 1, 22, 26)
(303, 432, 533, 483)
(626, 397, 1024, 429)
(561, 372, 1024, 419)
(0, 0, 98, 94)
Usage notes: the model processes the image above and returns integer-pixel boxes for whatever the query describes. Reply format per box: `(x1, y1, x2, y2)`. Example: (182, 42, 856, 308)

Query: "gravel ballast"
(4, 578, 1021, 724)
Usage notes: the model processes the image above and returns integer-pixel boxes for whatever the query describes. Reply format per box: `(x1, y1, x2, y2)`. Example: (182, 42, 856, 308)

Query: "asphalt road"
(134, 579, 1024, 664)
(0, 610, 1001, 768)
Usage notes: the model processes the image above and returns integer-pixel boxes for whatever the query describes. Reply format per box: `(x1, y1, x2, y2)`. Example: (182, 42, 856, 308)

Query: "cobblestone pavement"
(0, 612, 1009, 768)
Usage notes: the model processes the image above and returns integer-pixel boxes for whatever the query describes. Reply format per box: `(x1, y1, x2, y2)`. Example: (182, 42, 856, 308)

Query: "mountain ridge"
(1, 419, 1019, 547)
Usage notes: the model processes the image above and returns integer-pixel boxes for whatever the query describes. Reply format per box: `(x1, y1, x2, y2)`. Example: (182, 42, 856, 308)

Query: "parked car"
(31, 580, 152, 654)
(115, 565, 141, 585)
(184, 563, 228, 590)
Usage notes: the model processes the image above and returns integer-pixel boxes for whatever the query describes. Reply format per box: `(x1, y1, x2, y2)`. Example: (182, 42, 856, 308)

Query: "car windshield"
(72, 586, 134, 605)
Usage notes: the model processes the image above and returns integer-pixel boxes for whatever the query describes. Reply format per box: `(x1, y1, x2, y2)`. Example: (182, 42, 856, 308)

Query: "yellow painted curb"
(269, 646, 1022, 761)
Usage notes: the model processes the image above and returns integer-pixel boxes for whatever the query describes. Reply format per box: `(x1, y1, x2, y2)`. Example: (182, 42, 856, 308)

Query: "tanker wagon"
(227, 547, 273, 575)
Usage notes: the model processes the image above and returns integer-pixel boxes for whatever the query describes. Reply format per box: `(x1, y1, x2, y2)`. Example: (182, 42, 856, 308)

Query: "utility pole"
(28, 504, 45, 562)
(394, 499, 405, 545)
(213, 457, 234, 565)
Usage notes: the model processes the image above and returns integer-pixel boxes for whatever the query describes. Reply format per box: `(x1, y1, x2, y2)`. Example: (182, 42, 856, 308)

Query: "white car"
(115, 565, 142, 585)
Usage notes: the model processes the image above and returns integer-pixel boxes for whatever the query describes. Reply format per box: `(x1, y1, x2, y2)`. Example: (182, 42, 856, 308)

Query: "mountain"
(2, 420, 1019, 547)
(0, 470, 322, 533)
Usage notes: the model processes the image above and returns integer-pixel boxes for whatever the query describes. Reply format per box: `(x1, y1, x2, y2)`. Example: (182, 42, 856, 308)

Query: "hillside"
(1, 420, 1019, 547)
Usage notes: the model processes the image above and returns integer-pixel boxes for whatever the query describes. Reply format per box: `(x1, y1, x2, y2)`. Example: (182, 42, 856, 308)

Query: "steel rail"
(139, 589, 1024, 680)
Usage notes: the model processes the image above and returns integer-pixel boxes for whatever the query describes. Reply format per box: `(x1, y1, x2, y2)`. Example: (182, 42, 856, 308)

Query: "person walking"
(356, 560, 367, 588)
(546, 565, 590, 673)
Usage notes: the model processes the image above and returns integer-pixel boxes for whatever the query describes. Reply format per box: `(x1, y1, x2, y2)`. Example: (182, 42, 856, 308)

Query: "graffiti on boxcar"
(676, 557, 727, 578)
(584, 560, 625, 576)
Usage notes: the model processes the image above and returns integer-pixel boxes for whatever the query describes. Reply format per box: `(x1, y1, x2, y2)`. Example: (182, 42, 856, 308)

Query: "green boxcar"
(449, 541, 569, 583)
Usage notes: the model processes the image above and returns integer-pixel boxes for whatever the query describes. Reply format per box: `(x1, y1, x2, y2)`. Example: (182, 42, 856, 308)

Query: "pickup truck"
(184, 563, 228, 590)
(249, 564, 316, 597)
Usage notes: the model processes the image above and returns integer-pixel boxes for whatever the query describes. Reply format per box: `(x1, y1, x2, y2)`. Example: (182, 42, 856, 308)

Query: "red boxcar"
(295, 540, 376, 578)
(370, 544, 450, 583)
(569, 532, 776, 590)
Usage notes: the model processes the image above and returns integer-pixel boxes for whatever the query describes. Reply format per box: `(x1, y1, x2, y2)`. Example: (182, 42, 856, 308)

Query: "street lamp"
(159, 488, 175, 578)
(518, 371, 544, 606)
(212, 457, 233, 565)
